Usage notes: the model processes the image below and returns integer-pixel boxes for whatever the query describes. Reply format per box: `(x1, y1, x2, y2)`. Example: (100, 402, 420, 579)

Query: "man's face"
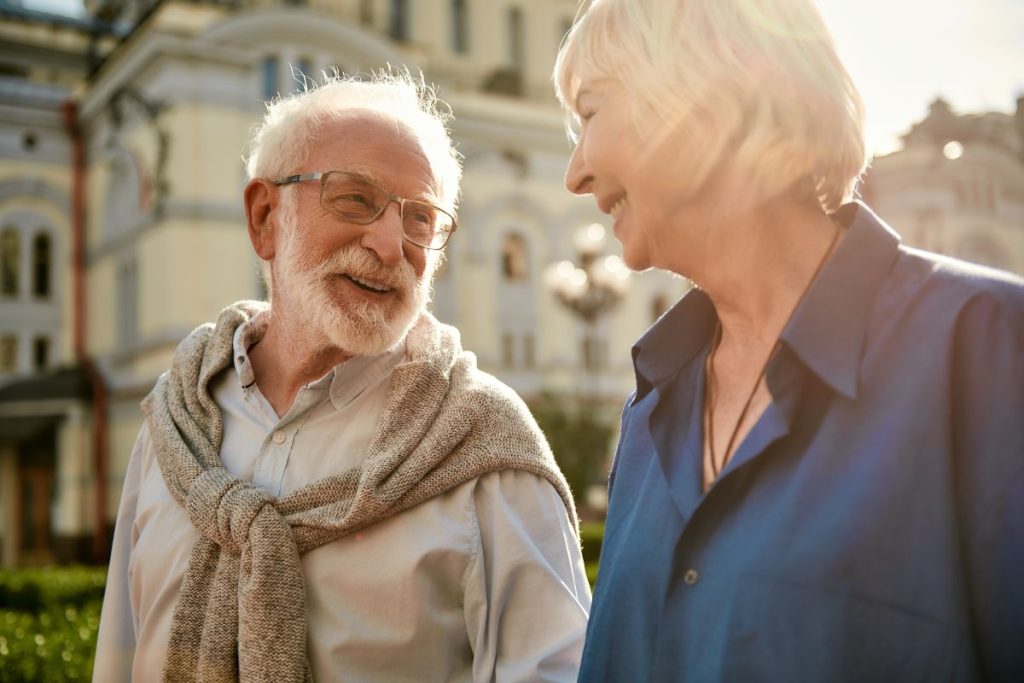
(271, 111, 443, 356)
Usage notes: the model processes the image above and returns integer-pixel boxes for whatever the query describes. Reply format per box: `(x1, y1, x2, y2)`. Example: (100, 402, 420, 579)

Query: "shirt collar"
(631, 201, 901, 401)
(780, 201, 901, 399)
(632, 286, 717, 400)
(231, 311, 407, 410)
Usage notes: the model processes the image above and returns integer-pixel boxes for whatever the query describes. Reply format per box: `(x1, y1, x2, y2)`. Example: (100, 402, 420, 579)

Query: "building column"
(1, 443, 19, 568)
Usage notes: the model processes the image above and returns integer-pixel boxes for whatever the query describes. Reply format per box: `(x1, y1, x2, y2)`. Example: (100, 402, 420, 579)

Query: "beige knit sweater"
(141, 301, 578, 683)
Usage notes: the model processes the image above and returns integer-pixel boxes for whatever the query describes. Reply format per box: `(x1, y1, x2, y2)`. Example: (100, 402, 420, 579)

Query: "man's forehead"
(311, 112, 441, 198)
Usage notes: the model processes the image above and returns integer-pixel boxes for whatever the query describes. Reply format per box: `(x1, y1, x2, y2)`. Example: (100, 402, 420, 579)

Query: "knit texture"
(141, 301, 578, 683)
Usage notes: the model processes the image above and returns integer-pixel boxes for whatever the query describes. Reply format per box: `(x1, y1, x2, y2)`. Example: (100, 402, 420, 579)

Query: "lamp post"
(544, 223, 630, 512)
(544, 222, 630, 398)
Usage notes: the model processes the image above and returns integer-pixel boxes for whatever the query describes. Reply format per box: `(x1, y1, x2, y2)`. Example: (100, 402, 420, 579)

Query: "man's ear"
(245, 178, 278, 260)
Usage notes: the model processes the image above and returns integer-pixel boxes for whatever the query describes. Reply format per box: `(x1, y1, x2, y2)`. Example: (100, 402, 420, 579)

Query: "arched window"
(390, 0, 409, 40)
(1, 228, 20, 296)
(0, 334, 17, 372)
(651, 293, 669, 323)
(261, 55, 279, 101)
(32, 336, 49, 371)
(501, 233, 529, 281)
(32, 233, 50, 298)
(452, 0, 469, 54)
(507, 7, 523, 68)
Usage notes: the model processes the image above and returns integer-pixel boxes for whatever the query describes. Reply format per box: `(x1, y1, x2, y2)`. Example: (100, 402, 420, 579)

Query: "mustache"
(311, 244, 417, 292)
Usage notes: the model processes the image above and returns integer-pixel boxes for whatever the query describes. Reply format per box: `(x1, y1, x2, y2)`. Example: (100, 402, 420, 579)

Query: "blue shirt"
(579, 203, 1024, 682)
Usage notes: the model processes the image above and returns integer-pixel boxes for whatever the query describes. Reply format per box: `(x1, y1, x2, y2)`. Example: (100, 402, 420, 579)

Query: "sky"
(19, 0, 1024, 156)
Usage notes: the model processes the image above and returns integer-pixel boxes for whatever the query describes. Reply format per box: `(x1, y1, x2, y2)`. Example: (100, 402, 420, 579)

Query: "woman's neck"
(692, 198, 842, 354)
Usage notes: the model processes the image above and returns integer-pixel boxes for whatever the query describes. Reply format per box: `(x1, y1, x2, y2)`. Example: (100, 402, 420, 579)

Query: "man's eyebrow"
(345, 167, 443, 204)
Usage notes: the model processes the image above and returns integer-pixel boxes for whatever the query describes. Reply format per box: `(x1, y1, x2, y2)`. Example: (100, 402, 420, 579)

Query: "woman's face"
(564, 80, 732, 275)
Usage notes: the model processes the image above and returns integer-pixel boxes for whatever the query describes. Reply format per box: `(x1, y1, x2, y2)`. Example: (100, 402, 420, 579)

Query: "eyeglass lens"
(321, 172, 453, 248)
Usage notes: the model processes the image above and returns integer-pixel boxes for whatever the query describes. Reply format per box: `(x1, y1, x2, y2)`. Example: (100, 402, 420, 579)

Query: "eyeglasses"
(273, 170, 457, 250)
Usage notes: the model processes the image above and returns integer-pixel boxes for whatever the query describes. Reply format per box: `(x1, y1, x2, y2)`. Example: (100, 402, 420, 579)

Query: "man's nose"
(360, 202, 405, 266)
(565, 144, 593, 195)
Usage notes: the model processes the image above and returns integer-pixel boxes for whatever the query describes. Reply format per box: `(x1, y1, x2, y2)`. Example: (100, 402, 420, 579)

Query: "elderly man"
(94, 73, 590, 682)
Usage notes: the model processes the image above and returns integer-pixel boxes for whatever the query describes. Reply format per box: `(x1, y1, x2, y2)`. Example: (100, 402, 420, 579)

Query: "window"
(582, 333, 604, 371)
(390, 0, 409, 41)
(262, 56, 279, 101)
(1, 228, 19, 296)
(117, 256, 138, 350)
(651, 293, 669, 323)
(32, 233, 50, 298)
(523, 333, 535, 368)
(452, 0, 469, 54)
(501, 233, 528, 280)
(32, 336, 48, 371)
(560, 17, 573, 40)
(501, 332, 515, 367)
(295, 57, 314, 91)
(360, 0, 374, 26)
(507, 7, 523, 68)
(0, 335, 17, 372)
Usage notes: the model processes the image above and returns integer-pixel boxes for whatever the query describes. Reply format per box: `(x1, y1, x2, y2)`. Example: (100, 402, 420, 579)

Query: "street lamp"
(544, 222, 630, 513)
(544, 222, 630, 377)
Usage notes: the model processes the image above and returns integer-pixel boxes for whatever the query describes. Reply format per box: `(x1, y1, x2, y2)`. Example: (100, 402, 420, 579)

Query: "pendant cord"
(704, 224, 842, 482)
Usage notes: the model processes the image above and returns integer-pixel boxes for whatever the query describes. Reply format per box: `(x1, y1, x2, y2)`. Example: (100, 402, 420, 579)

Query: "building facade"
(863, 97, 1024, 275)
(0, 0, 686, 565)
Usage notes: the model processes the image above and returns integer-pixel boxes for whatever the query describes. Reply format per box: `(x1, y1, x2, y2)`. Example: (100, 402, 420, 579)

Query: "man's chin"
(320, 304, 419, 357)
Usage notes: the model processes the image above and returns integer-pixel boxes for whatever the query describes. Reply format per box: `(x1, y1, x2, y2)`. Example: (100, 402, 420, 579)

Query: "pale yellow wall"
(0, 161, 70, 193)
(163, 105, 257, 203)
(86, 257, 117, 357)
(137, 220, 257, 335)
(54, 407, 92, 535)
(105, 406, 147, 520)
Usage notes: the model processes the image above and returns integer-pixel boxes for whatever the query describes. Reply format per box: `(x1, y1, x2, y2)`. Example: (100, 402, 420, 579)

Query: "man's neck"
(247, 313, 352, 418)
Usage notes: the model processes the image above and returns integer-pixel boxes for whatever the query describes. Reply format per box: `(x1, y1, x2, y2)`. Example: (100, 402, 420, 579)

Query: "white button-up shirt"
(95, 318, 591, 682)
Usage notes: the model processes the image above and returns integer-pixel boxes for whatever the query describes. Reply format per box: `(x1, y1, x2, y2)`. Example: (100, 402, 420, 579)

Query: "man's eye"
(406, 206, 435, 225)
(338, 193, 371, 205)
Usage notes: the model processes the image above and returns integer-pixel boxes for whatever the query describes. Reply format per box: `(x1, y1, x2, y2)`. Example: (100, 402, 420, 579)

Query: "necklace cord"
(703, 223, 842, 482)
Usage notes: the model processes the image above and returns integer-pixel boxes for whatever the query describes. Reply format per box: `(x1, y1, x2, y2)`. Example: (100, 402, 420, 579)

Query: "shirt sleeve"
(93, 423, 148, 683)
(463, 470, 591, 683)
(951, 290, 1024, 680)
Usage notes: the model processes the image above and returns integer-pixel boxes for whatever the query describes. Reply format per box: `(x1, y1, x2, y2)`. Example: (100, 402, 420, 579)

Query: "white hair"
(245, 69, 462, 214)
(554, 0, 867, 212)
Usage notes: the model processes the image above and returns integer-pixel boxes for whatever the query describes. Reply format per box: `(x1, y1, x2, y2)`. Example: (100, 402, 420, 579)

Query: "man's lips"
(335, 273, 396, 294)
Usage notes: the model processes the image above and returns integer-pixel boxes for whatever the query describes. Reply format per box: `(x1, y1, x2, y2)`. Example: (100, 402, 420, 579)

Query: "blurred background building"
(0, 0, 688, 566)
(863, 96, 1024, 274)
(0, 0, 1021, 567)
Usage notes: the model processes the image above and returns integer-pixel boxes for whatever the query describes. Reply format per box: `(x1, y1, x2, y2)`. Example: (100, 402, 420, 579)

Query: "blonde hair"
(245, 69, 462, 213)
(554, 0, 867, 211)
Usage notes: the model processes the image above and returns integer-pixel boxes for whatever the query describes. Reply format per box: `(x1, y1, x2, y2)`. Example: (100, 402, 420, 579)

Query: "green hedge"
(0, 566, 105, 683)
(580, 522, 604, 588)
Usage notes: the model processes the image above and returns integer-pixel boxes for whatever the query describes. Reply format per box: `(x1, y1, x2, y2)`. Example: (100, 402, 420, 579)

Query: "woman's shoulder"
(881, 245, 1024, 337)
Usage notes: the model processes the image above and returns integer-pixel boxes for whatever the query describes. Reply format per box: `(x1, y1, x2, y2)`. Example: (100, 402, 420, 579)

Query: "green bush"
(529, 393, 614, 502)
(579, 522, 604, 565)
(0, 566, 105, 682)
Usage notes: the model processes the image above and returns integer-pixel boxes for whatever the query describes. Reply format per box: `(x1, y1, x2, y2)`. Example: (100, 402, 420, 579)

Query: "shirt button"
(683, 569, 699, 586)
(272, 430, 286, 445)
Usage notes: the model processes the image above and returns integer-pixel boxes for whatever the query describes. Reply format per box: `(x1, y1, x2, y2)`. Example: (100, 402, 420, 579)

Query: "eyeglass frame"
(272, 170, 458, 250)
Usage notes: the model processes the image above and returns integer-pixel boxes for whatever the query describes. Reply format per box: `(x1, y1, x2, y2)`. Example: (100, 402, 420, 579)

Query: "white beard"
(272, 207, 435, 357)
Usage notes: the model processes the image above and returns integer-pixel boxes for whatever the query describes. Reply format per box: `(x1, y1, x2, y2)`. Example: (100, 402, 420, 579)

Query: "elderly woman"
(555, 0, 1024, 680)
